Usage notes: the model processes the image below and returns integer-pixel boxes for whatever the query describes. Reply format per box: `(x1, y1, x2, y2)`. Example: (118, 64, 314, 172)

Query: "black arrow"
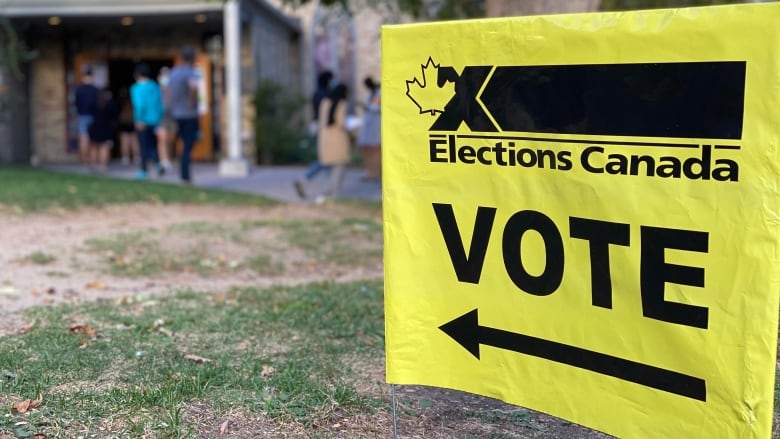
(439, 309, 706, 401)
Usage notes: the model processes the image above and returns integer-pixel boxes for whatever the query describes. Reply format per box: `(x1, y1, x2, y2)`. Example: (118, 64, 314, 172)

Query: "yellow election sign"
(382, 3, 780, 438)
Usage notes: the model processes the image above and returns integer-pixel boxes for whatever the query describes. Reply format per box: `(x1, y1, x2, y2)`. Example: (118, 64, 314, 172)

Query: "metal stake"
(391, 384, 399, 439)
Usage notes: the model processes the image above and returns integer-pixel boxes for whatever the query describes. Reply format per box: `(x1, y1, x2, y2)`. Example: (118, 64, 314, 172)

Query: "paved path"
(46, 163, 382, 203)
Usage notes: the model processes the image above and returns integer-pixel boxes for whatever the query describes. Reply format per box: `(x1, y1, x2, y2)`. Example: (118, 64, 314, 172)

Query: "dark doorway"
(108, 58, 173, 97)
(107, 58, 174, 158)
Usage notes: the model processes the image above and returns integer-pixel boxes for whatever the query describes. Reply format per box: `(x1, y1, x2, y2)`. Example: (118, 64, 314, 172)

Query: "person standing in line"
(356, 76, 381, 180)
(317, 83, 350, 201)
(74, 68, 99, 165)
(294, 70, 334, 199)
(130, 63, 164, 180)
(87, 88, 120, 173)
(167, 46, 200, 185)
(117, 89, 140, 165)
(156, 66, 175, 174)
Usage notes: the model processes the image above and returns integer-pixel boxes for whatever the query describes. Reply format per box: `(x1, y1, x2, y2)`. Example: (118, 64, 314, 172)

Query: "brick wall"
(30, 41, 70, 164)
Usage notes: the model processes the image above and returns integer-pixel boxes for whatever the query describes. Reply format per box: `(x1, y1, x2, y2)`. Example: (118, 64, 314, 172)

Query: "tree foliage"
(0, 17, 35, 114)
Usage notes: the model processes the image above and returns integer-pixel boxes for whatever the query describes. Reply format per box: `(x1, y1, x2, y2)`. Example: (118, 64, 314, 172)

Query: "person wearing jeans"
(176, 117, 199, 182)
(167, 46, 200, 184)
(130, 63, 164, 179)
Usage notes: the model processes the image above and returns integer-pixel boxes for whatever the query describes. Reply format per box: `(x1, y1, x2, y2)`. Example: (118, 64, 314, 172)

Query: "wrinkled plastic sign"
(382, 3, 780, 438)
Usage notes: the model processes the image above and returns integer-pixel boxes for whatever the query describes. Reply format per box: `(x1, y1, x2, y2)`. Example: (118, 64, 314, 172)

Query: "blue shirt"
(130, 79, 163, 126)
(167, 64, 199, 119)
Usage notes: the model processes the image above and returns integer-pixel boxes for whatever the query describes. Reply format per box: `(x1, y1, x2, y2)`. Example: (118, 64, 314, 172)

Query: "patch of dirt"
(0, 203, 383, 335)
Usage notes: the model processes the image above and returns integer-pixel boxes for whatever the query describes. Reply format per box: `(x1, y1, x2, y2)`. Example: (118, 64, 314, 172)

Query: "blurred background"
(0, 0, 771, 168)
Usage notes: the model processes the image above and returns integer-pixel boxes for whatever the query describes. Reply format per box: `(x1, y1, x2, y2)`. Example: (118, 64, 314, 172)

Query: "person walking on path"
(130, 63, 164, 180)
(356, 76, 381, 180)
(294, 70, 334, 199)
(168, 46, 201, 185)
(74, 69, 99, 165)
(317, 83, 350, 200)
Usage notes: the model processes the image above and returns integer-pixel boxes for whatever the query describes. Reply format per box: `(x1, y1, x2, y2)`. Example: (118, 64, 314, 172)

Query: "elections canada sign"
(407, 57, 742, 182)
(383, 4, 780, 439)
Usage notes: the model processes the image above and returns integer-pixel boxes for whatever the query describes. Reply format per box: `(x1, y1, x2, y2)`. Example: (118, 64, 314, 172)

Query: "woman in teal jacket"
(130, 63, 164, 179)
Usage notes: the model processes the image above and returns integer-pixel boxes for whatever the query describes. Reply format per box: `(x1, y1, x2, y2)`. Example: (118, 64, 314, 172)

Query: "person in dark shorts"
(118, 89, 139, 165)
(75, 69, 99, 164)
(88, 88, 120, 173)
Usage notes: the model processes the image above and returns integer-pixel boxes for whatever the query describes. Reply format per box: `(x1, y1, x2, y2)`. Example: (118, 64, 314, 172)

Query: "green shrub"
(253, 79, 307, 165)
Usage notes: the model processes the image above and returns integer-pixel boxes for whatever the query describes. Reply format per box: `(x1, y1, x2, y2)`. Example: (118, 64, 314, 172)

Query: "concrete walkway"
(46, 162, 382, 203)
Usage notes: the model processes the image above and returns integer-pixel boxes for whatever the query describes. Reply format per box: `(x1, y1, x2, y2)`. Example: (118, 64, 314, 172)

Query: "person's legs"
(177, 118, 199, 182)
(120, 132, 131, 164)
(77, 115, 93, 164)
(328, 164, 347, 198)
(98, 143, 111, 173)
(156, 125, 172, 171)
(367, 146, 381, 179)
(304, 160, 324, 180)
(136, 126, 157, 177)
(130, 133, 140, 164)
(295, 161, 332, 200)
(358, 145, 381, 179)
(88, 142, 99, 172)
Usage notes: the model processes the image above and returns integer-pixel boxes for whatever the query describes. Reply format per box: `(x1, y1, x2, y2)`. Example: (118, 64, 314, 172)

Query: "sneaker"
(134, 170, 148, 180)
(293, 180, 306, 199)
(120, 157, 130, 166)
(156, 164, 166, 177)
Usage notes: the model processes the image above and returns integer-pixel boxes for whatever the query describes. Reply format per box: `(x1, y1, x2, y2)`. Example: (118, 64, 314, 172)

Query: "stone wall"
(30, 40, 70, 164)
(353, 8, 383, 111)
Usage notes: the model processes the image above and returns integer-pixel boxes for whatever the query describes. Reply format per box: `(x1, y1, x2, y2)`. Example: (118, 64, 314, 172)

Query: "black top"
(75, 83, 99, 116)
(89, 98, 120, 143)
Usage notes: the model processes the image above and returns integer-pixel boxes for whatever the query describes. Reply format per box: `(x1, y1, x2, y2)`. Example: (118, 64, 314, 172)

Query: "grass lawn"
(0, 282, 385, 438)
(0, 167, 276, 211)
(0, 168, 778, 438)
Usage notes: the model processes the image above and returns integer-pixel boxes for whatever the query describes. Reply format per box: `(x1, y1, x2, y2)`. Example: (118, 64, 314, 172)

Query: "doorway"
(108, 59, 172, 160)
(72, 54, 214, 162)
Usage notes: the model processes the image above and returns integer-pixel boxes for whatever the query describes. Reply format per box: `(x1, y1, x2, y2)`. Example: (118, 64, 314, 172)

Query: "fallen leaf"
(12, 399, 42, 414)
(35, 433, 47, 439)
(158, 327, 173, 337)
(69, 324, 98, 337)
(85, 281, 105, 290)
(46, 287, 56, 295)
(219, 420, 229, 435)
(261, 365, 275, 379)
(183, 354, 213, 363)
(152, 319, 165, 328)
(17, 320, 36, 335)
(30, 289, 41, 297)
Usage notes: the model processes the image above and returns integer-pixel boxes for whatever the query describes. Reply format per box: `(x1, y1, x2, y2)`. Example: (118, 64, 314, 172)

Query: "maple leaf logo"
(406, 57, 455, 116)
